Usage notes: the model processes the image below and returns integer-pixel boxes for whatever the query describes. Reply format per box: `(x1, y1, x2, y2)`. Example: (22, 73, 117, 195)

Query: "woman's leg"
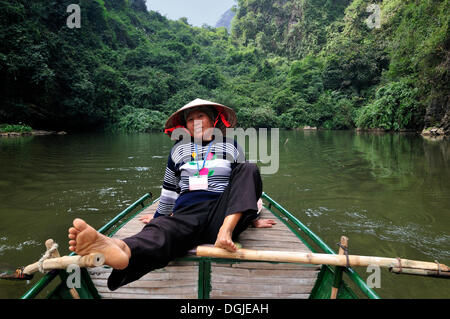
(107, 203, 214, 290)
(69, 200, 214, 291)
(203, 162, 263, 250)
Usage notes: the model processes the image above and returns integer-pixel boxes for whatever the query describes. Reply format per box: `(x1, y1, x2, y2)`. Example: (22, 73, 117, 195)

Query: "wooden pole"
(330, 236, 348, 299)
(23, 252, 105, 275)
(44, 239, 80, 300)
(390, 267, 450, 278)
(195, 246, 450, 274)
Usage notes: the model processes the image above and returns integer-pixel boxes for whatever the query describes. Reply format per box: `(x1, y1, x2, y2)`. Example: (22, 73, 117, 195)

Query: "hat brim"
(164, 99, 237, 136)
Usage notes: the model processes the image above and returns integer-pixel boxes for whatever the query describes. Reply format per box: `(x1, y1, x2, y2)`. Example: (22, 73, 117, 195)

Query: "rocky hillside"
(231, 0, 449, 135)
(215, 7, 235, 32)
(1, 0, 448, 135)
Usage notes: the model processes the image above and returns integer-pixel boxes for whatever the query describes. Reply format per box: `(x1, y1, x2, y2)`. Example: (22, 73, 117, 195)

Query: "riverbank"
(1, 126, 448, 140)
(297, 126, 449, 140)
(421, 126, 448, 138)
(0, 130, 67, 137)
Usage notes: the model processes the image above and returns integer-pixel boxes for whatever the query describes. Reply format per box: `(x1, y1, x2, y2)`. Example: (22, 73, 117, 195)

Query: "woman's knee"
(230, 162, 262, 194)
(234, 162, 260, 175)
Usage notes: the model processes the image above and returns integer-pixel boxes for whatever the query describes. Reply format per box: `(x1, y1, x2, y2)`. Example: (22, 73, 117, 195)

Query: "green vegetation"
(0, 123, 32, 133)
(355, 79, 420, 130)
(0, 0, 448, 133)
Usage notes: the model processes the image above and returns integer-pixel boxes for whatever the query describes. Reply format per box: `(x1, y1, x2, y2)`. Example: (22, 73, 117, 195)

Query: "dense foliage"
(0, 0, 448, 133)
(232, 0, 449, 131)
(0, 123, 32, 133)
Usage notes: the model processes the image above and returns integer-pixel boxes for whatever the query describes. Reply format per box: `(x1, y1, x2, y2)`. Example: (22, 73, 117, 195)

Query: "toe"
(73, 218, 88, 231)
(69, 227, 79, 235)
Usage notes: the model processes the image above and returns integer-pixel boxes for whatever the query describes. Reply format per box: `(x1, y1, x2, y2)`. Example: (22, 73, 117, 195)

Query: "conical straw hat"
(164, 98, 237, 136)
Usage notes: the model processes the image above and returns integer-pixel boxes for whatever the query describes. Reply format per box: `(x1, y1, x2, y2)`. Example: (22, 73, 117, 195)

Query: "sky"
(145, 0, 236, 27)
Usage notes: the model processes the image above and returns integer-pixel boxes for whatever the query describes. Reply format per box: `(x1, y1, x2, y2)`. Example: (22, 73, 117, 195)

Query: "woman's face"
(185, 109, 214, 140)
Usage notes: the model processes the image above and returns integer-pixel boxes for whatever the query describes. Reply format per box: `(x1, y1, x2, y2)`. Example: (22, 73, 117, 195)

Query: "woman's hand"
(138, 214, 154, 224)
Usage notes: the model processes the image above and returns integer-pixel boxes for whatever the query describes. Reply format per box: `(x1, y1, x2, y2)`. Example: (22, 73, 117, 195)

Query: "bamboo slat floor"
(88, 201, 320, 299)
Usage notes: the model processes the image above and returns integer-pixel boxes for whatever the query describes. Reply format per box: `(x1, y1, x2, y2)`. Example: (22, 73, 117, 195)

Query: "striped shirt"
(154, 137, 245, 217)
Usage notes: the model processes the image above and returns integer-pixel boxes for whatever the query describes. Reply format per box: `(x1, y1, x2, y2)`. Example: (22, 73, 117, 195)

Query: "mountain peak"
(215, 7, 236, 31)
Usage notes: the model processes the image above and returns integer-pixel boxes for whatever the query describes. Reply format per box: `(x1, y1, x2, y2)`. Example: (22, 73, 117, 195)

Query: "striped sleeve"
(154, 151, 180, 218)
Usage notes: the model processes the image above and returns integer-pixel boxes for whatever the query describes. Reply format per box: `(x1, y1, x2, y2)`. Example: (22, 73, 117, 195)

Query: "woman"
(67, 98, 275, 291)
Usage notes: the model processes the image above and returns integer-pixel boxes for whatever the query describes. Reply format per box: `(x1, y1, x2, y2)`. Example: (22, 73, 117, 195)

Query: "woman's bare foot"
(214, 227, 238, 252)
(252, 218, 276, 228)
(68, 218, 130, 270)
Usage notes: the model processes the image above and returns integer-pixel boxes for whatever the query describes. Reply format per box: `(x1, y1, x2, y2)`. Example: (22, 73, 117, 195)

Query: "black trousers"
(107, 162, 263, 291)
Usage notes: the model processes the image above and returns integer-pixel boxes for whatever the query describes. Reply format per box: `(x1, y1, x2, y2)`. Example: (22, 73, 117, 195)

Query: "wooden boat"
(21, 193, 380, 299)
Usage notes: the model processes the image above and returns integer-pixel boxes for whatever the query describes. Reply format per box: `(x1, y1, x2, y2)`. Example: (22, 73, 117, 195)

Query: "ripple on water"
(304, 206, 336, 218)
(336, 213, 450, 259)
(98, 187, 118, 197)
(105, 167, 129, 171)
(104, 167, 151, 172)
(0, 240, 41, 255)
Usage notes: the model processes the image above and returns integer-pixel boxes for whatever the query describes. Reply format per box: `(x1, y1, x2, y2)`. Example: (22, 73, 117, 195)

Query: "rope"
(37, 243, 59, 273)
(435, 260, 441, 276)
(396, 257, 402, 273)
(337, 242, 350, 268)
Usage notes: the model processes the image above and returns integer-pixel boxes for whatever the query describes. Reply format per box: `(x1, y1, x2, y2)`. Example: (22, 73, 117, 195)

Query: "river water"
(0, 130, 449, 298)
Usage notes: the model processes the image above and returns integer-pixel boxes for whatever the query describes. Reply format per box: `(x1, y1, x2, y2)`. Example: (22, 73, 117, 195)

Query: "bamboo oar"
(22, 252, 105, 275)
(195, 246, 450, 277)
(390, 267, 450, 278)
(43, 239, 81, 299)
(0, 237, 106, 281)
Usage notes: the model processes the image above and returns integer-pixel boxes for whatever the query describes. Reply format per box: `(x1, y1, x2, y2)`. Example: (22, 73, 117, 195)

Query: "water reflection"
(0, 131, 449, 298)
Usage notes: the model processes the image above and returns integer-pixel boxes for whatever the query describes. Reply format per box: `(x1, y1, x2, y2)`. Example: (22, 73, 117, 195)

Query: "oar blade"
(0, 267, 34, 281)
